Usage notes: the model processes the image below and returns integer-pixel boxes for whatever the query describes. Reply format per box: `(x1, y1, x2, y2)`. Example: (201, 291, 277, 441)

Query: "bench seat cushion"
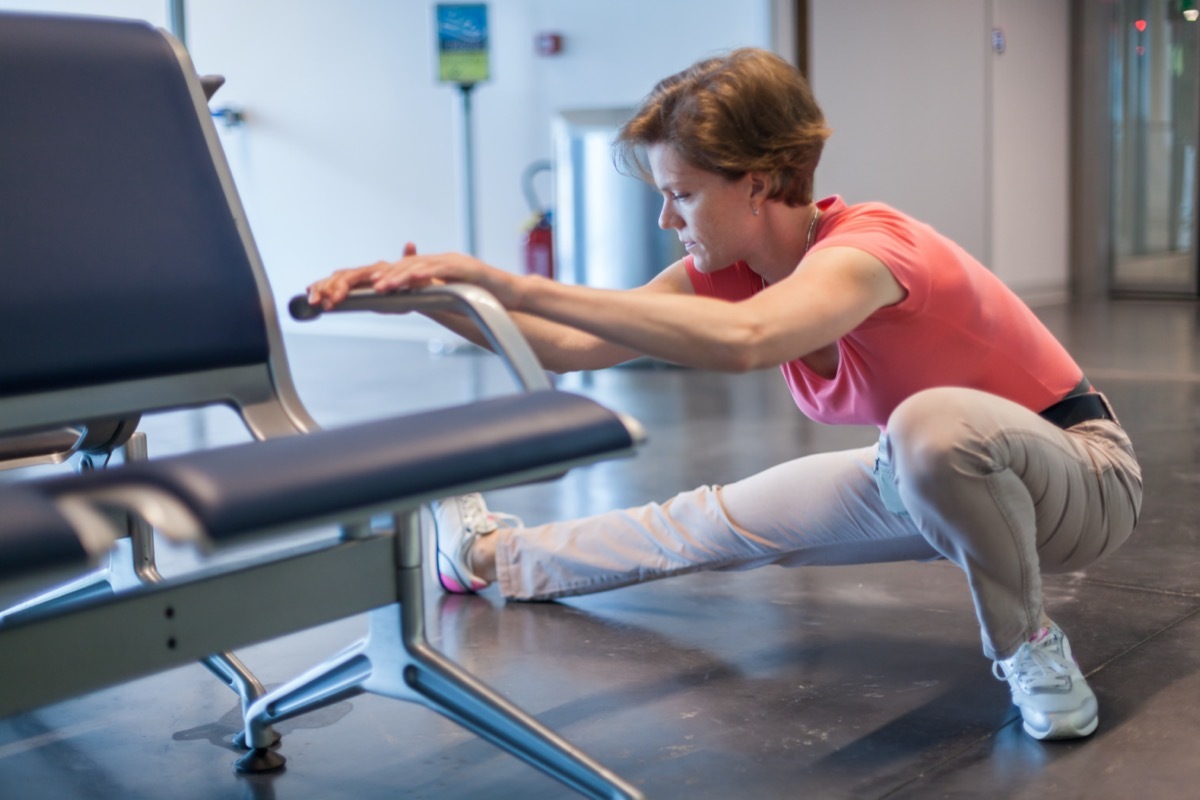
(40, 390, 634, 542)
(0, 484, 89, 580)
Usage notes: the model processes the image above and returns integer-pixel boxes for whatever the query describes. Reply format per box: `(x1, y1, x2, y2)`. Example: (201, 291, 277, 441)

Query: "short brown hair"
(615, 48, 831, 206)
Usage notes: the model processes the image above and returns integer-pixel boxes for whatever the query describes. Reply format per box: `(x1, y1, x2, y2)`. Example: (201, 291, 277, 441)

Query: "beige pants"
(494, 387, 1143, 660)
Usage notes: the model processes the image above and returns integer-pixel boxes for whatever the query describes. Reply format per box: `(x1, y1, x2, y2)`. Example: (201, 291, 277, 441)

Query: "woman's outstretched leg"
(434, 445, 936, 601)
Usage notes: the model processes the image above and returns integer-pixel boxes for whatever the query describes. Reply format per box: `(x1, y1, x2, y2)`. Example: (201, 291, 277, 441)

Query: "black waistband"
(1039, 378, 1113, 429)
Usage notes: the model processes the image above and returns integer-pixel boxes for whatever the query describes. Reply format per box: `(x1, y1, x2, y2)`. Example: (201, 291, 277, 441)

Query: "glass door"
(1112, 0, 1200, 294)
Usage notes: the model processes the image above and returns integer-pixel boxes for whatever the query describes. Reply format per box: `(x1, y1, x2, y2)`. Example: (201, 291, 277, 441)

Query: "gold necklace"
(804, 207, 822, 256)
(759, 206, 823, 288)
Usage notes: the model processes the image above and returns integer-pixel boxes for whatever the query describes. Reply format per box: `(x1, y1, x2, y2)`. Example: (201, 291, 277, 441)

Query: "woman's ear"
(748, 173, 768, 202)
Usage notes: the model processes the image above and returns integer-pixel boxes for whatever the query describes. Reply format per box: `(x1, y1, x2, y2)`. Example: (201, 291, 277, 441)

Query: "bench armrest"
(289, 284, 551, 393)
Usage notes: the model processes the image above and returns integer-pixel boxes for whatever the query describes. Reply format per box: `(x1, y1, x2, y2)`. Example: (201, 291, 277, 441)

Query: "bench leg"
(1, 433, 275, 745)
(0, 563, 115, 624)
(236, 512, 641, 799)
(237, 643, 372, 772)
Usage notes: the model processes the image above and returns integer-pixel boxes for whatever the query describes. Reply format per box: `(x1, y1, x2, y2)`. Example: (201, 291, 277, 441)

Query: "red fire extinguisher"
(521, 159, 554, 279)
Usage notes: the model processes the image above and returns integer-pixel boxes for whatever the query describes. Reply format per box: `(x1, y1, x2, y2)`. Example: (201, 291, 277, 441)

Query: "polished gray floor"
(1, 298, 1198, 799)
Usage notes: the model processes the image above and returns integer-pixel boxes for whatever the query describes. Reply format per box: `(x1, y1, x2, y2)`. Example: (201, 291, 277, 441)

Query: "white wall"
(989, 0, 1070, 301)
(811, 0, 990, 260)
(809, 0, 1070, 301)
(0, 0, 161, 20)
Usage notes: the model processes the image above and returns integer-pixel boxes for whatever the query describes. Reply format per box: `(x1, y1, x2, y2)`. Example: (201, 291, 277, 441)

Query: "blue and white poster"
(436, 4, 489, 84)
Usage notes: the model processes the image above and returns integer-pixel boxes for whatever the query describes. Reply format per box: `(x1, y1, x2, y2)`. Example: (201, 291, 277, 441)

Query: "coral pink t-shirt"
(684, 196, 1082, 428)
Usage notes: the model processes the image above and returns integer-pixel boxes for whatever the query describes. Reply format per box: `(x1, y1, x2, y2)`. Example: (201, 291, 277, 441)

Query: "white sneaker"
(992, 624, 1099, 740)
(430, 493, 522, 594)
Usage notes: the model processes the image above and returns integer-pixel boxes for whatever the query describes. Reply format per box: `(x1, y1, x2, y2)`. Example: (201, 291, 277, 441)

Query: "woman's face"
(648, 143, 758, 273)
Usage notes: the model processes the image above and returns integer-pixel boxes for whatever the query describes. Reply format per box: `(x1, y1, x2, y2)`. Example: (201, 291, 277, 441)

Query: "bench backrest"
(0, 13, 314, 439)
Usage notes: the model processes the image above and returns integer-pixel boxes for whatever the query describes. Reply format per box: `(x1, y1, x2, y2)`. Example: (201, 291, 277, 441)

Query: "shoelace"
(489, 510, 524, 529)
(456, 495, 524, 535)
(992, 630, 1073, 691)
(456, 494, 494, 534)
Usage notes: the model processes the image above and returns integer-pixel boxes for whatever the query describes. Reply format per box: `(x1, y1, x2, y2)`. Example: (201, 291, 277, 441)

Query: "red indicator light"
(1135, 19, 1147, 32)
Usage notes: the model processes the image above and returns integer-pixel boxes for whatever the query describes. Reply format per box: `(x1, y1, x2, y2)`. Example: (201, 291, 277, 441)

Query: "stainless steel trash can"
(552, 108, 685, 289)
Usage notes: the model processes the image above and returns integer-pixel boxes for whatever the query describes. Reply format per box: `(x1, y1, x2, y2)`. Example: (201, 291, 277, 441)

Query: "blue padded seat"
(0, 485, 89, 582)
(0, 14, 268, 396)
(39, 391, 634, 543)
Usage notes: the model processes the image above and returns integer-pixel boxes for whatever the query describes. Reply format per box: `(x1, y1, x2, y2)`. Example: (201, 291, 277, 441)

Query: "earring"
(751, 205, 759, 217)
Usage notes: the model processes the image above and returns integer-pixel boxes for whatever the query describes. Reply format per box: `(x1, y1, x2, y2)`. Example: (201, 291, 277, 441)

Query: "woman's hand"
(306, 242, 524, 310)
(306, 242, 419, 310)
(369, 250, 524, 309)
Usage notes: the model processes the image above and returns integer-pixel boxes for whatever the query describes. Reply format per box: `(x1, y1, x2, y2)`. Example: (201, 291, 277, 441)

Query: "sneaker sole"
(435, 549, 484, 594)
(437, 574, 480, 594)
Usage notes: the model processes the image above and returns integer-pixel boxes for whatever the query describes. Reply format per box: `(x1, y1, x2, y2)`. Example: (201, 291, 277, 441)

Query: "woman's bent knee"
(885, 388, 990, 493)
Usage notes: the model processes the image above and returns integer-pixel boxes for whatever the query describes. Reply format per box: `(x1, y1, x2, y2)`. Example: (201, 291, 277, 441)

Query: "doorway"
(1111, 0, 1200, 295)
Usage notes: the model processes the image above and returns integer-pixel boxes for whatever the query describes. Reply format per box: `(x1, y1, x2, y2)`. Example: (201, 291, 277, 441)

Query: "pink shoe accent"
(438, 572, 485, 594)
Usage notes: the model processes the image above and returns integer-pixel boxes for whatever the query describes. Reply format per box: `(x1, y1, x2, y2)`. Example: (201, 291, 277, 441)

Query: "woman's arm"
(424, 263, 694, 373)
(307, 248, 697, 374)
(345, 245, 904, 372)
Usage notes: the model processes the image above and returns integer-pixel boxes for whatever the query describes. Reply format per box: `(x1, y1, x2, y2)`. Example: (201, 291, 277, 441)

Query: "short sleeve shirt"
(684, 196, 1082, 428)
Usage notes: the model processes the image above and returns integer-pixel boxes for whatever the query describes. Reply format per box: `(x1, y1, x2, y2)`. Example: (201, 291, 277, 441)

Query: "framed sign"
(436, 4, 489, 84)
